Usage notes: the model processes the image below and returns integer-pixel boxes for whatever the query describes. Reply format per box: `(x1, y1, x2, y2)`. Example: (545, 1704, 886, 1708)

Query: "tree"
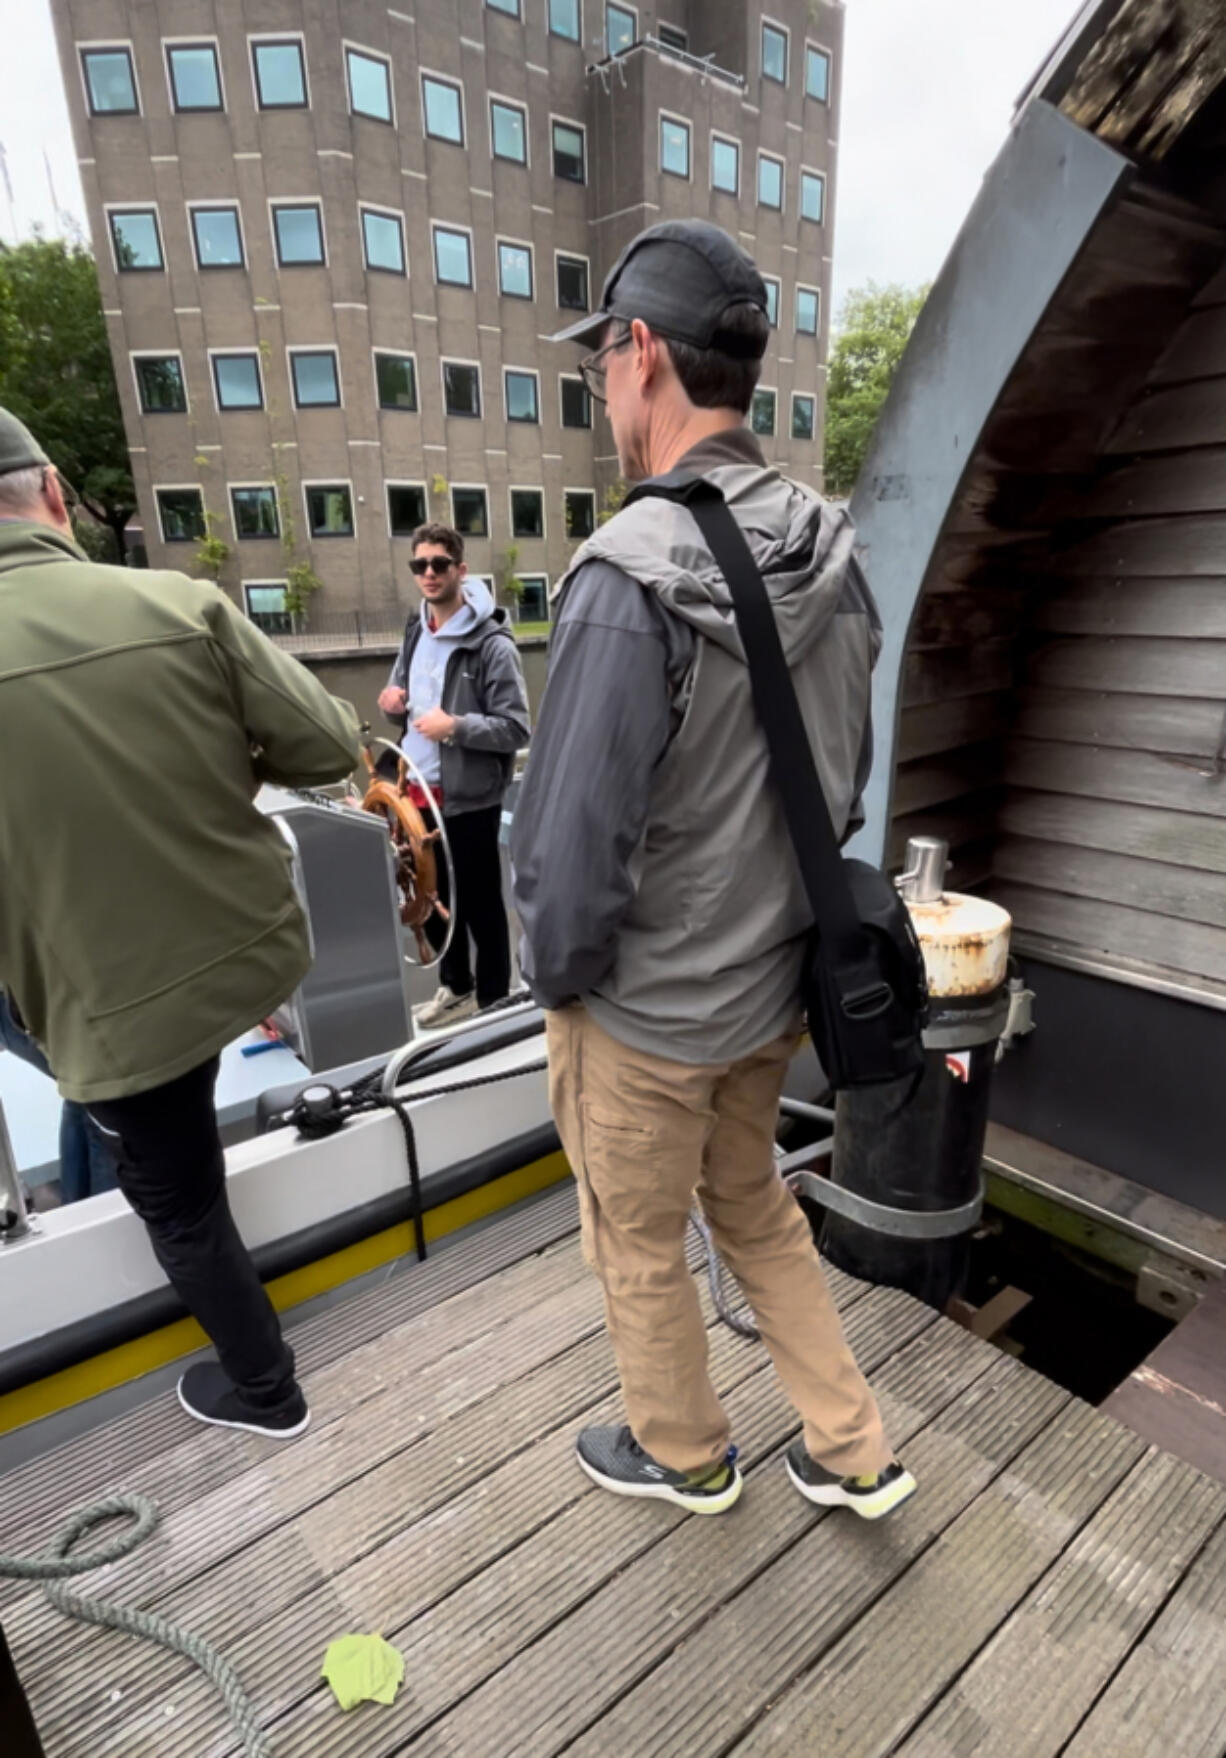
(823, 282, 928, 498)
(0, 236, 136, 557)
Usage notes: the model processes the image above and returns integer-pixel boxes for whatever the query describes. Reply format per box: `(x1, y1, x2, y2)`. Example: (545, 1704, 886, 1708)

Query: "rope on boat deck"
(690, 1208, 761, 1341)
(0, 1494, 272, 1757)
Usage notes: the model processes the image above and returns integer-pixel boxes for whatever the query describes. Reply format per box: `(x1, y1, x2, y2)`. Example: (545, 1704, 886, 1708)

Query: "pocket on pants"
(577, 1103, 658, 1274)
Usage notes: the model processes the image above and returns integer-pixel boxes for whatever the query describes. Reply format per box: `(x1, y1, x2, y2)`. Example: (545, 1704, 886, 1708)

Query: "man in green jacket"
(0, 407, 360, 1439)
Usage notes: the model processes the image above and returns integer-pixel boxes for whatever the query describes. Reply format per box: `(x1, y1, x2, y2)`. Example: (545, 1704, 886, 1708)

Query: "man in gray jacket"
(379, 522, 530, 1025)
(512, 220, 915, 1519)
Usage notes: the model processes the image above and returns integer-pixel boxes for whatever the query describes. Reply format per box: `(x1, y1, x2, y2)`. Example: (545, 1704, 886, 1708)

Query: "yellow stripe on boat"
(0, 1151, 570, 1437)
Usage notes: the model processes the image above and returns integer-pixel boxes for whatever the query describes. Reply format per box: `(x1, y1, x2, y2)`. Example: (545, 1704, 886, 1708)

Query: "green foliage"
(823, 282, 928, 498)
(0, 235, 136, 551)
(597, 478, 628, 526)
(194, 511, 230, 582)
(499, 543, 525, 609)
(71, 514, 121, 564)
(283, 560, 323, 619)
(430, 473, 449, 501)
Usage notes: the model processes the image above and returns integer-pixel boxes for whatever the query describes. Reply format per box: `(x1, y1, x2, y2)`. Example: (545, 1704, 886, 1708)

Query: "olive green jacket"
(0, 521, 360, 1102)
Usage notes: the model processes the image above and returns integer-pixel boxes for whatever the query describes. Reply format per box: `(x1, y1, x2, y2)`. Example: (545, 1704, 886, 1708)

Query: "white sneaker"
(414, 985, 478, 1030)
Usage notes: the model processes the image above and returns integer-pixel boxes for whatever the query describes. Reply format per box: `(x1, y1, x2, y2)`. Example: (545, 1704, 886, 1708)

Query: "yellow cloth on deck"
(321, 1633, 406, 1710)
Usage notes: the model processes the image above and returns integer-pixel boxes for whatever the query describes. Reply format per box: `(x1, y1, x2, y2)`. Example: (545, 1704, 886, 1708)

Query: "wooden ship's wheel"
(354, 739, 454, 966)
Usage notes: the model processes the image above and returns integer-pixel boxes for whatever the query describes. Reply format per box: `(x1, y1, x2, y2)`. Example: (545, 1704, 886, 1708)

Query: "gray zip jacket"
(511, 428, 881, 1064)
(385, 596, 530, 815)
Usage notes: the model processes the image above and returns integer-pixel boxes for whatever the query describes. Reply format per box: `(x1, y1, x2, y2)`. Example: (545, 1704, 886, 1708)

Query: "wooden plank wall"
(991, 259, 1226, 984)
(887, 181, 1226, 988)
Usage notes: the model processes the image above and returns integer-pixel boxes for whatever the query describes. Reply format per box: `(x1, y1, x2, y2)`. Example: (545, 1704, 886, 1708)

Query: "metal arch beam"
(845, 98, 1132, 869)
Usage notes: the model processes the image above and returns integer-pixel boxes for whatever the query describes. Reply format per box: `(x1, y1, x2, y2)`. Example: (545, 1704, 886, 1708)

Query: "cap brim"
(547, 310, 612, 348)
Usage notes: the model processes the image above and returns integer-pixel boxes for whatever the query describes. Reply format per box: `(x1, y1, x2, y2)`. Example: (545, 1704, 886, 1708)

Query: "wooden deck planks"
(8, 1185, 1226, 1758)
(899, 1450, 1226, 1758)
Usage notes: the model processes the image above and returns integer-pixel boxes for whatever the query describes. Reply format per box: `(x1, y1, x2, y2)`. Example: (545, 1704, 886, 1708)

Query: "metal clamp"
(788, 1167, 984, 1241)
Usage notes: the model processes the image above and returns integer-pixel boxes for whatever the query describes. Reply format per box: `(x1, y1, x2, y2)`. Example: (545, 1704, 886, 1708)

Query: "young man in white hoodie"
(379, 523, 530, 1025)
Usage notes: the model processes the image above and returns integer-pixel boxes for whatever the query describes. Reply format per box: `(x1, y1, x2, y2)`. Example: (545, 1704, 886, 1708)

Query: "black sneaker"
(575, 1424, 743, 1514)
(177, 1361, 311, 1440)
(785, 1438, 916, 1519)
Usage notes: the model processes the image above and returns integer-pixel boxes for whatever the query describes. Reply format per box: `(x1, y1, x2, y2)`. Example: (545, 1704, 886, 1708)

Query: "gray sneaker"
(414, 985, 477, 1030)
(576, 1425, 743, 1514)
(785, 1438, 917, 1519)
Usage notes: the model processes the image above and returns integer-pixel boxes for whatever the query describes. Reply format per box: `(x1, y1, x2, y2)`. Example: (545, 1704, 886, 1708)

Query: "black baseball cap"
(550, 219, 769, 357)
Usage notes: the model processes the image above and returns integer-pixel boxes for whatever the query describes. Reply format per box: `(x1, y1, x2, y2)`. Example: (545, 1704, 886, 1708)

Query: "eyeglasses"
(410, 556, 455, 577)
(579, 329, 633, 402)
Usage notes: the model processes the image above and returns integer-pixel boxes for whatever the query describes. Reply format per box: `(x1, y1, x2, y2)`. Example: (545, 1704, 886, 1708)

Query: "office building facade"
(52, 0, 842, 630)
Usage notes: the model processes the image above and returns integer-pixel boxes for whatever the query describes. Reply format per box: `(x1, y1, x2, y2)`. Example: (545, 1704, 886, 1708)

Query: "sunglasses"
(410, 556, 456, 577)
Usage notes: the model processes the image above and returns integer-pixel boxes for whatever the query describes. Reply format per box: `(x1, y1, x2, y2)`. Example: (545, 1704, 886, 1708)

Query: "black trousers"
(89, 1058, 297, 1408)
(431, 803, 511, 1008)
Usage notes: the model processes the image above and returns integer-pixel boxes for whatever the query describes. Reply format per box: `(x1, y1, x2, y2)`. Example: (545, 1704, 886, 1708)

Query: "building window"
(763, 276, 780, 327)
(518, 575, 548, 621)
(505, 369, 540, 423)
(751, 388, 776, 437)
(361, 207, 406, 275)
(166, 42, 223, 111)
(806, 44, 831, 102)
(156, 487, 206, 542)
(488, 0, 521, 13)
(231, 486, 280, 539)
(375, 351, 418, 411)
(443, 361, 482, 417)
(306, 484, 354, 537)
(81, 47, 139, 115)
(212, 352, 263, 410)
(388, 483, 428, 536)
(711, 134, 739, 195)
(511, 488, 544, 539)
(762, 20, 788, 83)
(792, 393, 816, 441)
(560, 376, 591, 428)
(433, 224, 473, 287)
(190, 206, 244, 269)
(244, 583, 292, 634)
(549, 0, 581, 39)
(490, 97, 528, 164)
(657, 23, 687, 52)
(498, 241, 534, 299)
(108, 208, 163, 271)
(660, 114, 690, 179)
(422, 73, 464, 144)
(289, 349, 341, 407)
(346, 46, 393, 122)
(796, 286, 820, 335)
(564, 489, 595, 539)
(801, 171, 825, 225)
(133, 355, 186, 413)
(252, 38, 307, 108)
(556, 253, 589, 310)
(552, 120, 586, 183)
(272, 203, 325, 266)
(758, 153, 784, 211)
(606, 3, 636, 54)
(452, 486, 489, 538)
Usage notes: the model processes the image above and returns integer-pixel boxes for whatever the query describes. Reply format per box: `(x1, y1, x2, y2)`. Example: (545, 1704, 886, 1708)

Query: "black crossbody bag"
(628, 476, 928, 1089)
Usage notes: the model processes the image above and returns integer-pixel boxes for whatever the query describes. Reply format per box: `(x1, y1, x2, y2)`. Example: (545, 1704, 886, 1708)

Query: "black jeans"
(89, 1058, 297, 1408)
(432, 803, 511, 1008)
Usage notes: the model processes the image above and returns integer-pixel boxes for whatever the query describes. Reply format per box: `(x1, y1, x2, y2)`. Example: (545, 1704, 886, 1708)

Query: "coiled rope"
(0, 1494, 271, 1756)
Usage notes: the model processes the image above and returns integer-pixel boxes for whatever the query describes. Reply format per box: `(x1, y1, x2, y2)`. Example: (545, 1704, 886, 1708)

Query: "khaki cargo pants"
(546, 1004, 891, 1476)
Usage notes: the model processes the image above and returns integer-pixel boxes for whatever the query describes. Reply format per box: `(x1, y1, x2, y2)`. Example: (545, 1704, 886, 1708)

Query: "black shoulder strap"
(626, 475, 866, 965)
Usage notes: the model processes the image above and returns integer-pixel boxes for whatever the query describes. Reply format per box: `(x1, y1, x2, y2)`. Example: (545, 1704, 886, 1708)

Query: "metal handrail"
(0, 1096, 31, 1243)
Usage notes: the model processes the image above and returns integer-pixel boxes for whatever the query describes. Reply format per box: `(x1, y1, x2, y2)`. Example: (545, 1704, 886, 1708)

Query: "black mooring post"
(1, 1622, 47, 1758)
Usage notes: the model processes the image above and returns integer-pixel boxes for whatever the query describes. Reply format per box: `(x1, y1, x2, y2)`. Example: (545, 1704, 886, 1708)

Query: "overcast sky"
(1, 0, 1080, 322)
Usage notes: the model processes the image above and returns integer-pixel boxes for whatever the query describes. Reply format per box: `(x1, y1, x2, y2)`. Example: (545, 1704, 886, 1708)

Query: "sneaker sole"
(176, 1381, 312, 1441)
(785, 1457, 917, 1520)
(576, 1450, 744, 1515)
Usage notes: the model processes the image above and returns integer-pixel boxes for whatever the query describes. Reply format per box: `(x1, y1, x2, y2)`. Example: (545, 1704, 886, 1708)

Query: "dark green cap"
(0, 406, 50, 477)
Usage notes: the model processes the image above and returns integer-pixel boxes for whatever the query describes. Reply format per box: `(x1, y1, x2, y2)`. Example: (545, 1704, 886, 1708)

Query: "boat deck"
(4, 1180, 1226, 1757)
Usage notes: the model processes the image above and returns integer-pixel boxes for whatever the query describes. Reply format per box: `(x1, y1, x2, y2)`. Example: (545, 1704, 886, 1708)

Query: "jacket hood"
(0, 520, 85, 574)
(560, 436, 872, 668)
(420, 575, 511, 646)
